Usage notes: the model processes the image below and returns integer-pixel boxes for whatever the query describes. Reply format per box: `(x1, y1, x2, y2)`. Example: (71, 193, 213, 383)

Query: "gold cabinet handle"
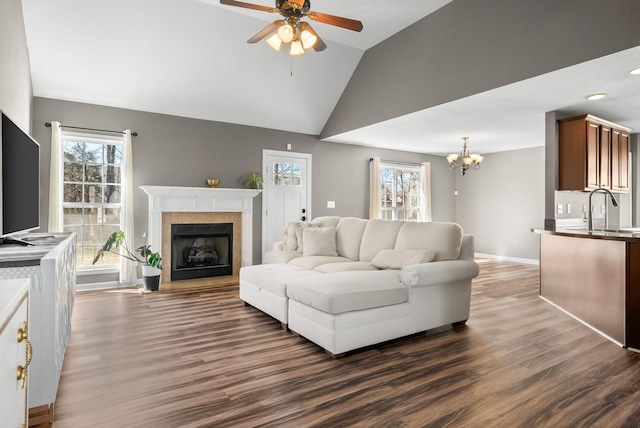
(17, 327, 27, 342)
(16, 320, 33, 389)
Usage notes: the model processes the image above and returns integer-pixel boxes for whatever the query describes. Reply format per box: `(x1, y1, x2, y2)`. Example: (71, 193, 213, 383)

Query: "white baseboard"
(76, 280, 137, 292)
(475, 253, 539, 265)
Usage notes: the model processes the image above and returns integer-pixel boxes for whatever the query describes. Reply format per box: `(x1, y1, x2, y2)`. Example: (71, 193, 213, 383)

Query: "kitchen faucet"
(587, 188, 619, 231)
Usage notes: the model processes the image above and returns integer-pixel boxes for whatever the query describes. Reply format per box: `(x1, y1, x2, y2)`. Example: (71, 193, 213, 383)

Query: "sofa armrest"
(273, 241, 285, 251)
(401, 260, 479, 287)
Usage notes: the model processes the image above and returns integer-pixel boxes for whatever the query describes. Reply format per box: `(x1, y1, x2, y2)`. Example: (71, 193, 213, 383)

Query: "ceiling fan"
(219, 0, 363, 56)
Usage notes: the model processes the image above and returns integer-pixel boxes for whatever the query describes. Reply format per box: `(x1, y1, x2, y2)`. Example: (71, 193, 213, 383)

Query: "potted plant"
(243, 172, 264, 189)
(93, 231, 162, 292)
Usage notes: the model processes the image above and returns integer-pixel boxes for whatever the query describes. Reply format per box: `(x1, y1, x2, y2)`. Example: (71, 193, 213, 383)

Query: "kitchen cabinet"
(0, 278, 30, 428)
(558, 114, 631, 193)
(611, 128, 630, 191)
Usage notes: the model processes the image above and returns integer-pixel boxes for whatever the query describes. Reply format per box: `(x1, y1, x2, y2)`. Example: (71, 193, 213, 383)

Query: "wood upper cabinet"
(558, 114, 631, 193)
(612, 129, 630, 191)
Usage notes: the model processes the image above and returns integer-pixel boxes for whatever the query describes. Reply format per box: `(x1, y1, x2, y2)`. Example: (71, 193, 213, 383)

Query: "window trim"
(60, 130, 125, 271)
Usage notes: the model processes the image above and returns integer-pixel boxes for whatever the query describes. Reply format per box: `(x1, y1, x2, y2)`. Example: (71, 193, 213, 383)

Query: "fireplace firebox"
(171, 223, 233, 281)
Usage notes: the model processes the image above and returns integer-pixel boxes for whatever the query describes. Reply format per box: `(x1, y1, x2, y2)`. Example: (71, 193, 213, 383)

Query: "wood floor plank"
(50, 259, 640, 427)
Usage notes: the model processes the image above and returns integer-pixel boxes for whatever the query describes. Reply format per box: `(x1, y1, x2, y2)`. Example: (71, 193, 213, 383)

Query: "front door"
(262, 150, 312, 256)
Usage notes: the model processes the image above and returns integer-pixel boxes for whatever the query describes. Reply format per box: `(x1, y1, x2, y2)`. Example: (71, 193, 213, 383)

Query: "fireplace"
(171, 223, 233, 281)
(139, 185, 262, 284)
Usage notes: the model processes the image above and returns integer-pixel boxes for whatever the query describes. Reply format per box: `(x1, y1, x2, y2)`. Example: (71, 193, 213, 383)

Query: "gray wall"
(322, 0, 640, 138)
(455, 146, 545, 261)
(32, 97, 455, 277)
(0, 0, 33, 130)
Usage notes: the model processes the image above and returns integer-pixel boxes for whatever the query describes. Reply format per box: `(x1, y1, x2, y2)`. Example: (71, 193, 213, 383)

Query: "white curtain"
(48, 121, 63, 232)
(120, 130, 137, 285)
(420, 162, 432, 222)
(369, 157, 381, 219)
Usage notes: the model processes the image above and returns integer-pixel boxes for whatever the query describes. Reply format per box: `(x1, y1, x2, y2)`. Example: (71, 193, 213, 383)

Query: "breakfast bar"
(533, 227, 640, 351)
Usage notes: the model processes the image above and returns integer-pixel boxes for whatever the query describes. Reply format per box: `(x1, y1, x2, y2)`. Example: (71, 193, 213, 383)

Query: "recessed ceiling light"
(630, 68, 640, 75)
(587, 93, 606, 100)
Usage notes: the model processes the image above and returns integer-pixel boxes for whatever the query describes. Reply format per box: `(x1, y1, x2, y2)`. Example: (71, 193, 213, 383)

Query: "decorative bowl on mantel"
(207, 179, 220, 188)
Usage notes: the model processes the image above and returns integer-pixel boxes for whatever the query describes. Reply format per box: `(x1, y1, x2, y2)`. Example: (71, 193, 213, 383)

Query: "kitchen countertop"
(532, 226, 640, 241)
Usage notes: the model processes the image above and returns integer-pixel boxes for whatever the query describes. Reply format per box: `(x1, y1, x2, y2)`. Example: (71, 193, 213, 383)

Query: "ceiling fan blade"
(307, 11, 363, 32)
(219, 0, 275, 13)
(247, 20, 283, 43)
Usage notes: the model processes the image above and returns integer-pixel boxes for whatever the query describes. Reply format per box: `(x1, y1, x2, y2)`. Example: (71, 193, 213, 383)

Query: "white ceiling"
(21, 0, 640, 156)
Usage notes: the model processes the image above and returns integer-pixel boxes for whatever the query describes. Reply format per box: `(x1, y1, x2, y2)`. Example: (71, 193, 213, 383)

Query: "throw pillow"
(370, 249, 436, 270)
(284, 221, 314, 251)
(302, 227, 339, 257)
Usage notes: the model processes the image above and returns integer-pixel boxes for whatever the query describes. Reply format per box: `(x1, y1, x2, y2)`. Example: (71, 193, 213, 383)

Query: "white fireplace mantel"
(139, 186, 262, 267)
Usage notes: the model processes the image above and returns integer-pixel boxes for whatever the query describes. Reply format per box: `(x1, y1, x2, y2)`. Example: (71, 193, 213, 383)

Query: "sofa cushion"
(370, 249, 436, 270)
(313, 261, 379, 273)
(359, 219, 405, 262)
(311, 216, 342, 228)
(302, 227, 338, 257)
(240, 264, 321, 298)
(289, 255, 352, 270)
(286, 271, 407, 315)
(395, 222, 463, 261)
(335, 217, 368, 261)
(263, 250, 302, 264)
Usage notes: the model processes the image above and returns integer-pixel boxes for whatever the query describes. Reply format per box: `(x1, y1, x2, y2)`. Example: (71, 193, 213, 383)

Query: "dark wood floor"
(52, 259, 640, 427)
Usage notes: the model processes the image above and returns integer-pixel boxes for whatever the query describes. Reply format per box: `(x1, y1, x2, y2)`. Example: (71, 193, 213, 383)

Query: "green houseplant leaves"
(93, 231, 162, 270)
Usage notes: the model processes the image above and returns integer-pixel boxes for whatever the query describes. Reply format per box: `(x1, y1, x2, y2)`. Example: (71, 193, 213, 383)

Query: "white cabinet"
(0, 278, 30, 428)
(0, 233, 76, 424)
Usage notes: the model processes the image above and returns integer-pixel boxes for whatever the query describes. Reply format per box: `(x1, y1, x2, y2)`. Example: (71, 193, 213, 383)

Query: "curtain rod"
(370, 158, 423, 167)
(45, 122, 138, 137)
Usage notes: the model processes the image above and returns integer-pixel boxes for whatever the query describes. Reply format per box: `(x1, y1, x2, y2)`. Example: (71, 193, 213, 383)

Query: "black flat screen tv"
(1, 111, 40, 238)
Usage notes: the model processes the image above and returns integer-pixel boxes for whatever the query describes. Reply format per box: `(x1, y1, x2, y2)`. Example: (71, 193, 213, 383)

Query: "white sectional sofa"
(240, 216, 479, 356)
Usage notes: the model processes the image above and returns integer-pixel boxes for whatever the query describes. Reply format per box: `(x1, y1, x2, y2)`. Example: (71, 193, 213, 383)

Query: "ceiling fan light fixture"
(290, 39, 304, 56)
(277, 23, 294, 43)
(298, 22, 318, 49)
(266, 33, 282, 51)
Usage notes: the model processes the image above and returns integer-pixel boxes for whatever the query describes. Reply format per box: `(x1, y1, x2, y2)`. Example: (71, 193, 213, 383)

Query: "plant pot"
(141, 265, 162, 292)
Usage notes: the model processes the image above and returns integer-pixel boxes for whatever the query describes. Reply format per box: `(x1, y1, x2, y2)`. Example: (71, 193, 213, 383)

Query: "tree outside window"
(380, 165, 421, 221)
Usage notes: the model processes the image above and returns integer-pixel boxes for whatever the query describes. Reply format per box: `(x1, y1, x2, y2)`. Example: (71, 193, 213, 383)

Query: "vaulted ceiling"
(21, 0, 640, 156)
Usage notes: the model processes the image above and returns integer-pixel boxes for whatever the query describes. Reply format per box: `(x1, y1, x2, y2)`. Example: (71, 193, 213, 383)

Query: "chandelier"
(447, 137, 484, 175)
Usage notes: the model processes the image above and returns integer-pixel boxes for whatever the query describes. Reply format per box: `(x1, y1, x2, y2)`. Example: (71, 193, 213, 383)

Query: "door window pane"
(273, 162, 302, 186)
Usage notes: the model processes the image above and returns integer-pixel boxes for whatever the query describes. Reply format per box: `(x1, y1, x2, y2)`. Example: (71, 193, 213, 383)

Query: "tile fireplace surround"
(139, 186, 262, 283)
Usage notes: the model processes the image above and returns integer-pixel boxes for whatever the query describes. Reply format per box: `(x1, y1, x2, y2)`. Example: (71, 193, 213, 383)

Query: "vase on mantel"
(141, 265, 161, 292)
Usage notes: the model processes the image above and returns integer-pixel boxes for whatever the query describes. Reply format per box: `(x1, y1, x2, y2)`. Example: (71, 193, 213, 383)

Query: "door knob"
(301, 216, 306, 221)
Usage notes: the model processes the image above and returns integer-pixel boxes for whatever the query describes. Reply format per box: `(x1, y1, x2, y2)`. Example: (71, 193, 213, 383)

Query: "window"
(272, 162, 301, 186)
(380, 164, 422, 221)
(61, 131, 124, 269)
